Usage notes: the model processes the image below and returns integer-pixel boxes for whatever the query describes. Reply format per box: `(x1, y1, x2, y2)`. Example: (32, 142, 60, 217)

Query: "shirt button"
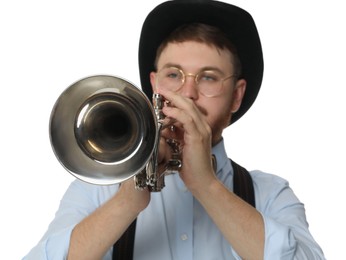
(180, 234, 188, 241)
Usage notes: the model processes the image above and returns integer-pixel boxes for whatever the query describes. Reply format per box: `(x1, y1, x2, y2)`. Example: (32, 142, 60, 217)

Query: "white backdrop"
(1, 1, 344, 259)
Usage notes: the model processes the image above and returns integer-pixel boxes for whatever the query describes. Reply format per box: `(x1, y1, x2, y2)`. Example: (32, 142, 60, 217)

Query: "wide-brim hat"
(138, 0, 264, 124)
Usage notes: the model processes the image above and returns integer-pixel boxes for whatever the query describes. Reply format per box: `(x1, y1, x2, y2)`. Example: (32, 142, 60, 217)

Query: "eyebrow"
(160, 63, 226, 75)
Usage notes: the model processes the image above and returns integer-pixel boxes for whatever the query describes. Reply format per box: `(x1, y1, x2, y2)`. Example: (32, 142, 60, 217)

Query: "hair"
(154, 23, 242, 77)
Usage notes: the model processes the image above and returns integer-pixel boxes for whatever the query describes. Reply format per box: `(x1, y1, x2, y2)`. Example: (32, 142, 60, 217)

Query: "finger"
(160, 89, 202, 120)
(163, 105, 210, 141)
(160, 89, 208, 133)
(157, 136, 172, 164)
(159, 88, 212, 157)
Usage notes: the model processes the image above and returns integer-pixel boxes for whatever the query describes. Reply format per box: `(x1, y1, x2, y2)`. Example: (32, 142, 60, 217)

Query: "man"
(24, 1, 325, 259)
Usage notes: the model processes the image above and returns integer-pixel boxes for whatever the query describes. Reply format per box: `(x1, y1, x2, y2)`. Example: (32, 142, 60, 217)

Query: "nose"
(180, 75, 198, 100)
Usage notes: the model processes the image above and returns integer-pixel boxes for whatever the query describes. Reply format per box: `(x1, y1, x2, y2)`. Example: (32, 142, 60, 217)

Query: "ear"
(230, 79, 247, 113)
(150, 72, 157, 93)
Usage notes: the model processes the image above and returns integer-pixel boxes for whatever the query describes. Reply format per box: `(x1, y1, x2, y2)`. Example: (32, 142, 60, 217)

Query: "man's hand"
(158, 88, 217, 193)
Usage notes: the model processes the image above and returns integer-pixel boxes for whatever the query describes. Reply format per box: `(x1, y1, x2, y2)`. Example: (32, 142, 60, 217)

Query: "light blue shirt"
(24, 139, 325, 259)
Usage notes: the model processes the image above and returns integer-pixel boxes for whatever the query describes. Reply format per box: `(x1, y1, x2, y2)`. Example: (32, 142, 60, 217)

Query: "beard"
(209, 108, 232, 146)
(191, 101, 233, 146)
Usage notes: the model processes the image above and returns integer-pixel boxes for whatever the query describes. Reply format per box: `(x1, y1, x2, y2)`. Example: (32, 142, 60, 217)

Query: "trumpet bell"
(49, 75, 157, 185)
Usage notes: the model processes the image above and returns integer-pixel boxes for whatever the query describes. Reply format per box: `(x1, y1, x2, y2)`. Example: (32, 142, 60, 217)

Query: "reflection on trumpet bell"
(75, 93, 143, 163)
(49, 75, 182, 191)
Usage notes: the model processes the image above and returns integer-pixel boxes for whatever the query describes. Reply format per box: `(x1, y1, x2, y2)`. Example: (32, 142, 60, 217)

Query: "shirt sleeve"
(252, 171, 325, 259)
(23, 226, 73, 260)
(23, 180, 118, 260)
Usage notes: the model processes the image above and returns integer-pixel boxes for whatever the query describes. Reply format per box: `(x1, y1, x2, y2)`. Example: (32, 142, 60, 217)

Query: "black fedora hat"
(138, 0, 264, 124)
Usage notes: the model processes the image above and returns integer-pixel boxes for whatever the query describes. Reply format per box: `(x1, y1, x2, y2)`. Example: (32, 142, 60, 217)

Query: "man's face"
(150, 41, 246, 144)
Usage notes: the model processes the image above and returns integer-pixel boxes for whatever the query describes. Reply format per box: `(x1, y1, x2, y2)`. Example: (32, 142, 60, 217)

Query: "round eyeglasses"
(155, 66, 237, 97)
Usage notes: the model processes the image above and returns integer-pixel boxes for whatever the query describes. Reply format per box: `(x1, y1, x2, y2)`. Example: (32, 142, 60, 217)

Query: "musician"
(24, 1, 325, 259)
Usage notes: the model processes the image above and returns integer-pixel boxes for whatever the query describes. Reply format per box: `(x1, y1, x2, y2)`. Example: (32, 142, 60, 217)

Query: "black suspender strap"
(230, 160, 256, 208)
(112, 160, 255, 259)
(112, 218, 137, 260)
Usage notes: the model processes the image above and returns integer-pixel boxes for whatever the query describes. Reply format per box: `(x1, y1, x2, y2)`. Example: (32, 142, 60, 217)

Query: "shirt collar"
(212, 138, 231, 176)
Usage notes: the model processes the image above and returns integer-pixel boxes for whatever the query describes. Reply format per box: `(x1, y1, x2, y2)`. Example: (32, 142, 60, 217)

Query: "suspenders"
(112, 219, 137, 260)
(113, 160, 255, 259)
(231, 160, 256, 208)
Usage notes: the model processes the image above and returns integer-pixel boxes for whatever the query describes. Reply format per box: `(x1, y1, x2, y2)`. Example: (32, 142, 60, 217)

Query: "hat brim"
(138, 0, 264, 124)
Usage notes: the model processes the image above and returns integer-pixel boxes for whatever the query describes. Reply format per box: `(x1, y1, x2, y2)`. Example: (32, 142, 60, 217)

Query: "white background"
(1, 1, 345, 259)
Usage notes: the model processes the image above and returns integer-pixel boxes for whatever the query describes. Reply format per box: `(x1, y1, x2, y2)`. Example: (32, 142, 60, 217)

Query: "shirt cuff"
(45, 226, 74, 259)
(263, 216, 297, 259)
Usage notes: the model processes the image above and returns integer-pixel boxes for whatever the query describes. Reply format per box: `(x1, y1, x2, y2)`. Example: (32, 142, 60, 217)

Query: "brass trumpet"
(49, 75, 181, 192)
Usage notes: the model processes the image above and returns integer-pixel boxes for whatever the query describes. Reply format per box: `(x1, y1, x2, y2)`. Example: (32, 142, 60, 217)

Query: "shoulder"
(248, 170, 301, 212)
(249, 170, 289, 187)
(249, 170, 291, 195)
